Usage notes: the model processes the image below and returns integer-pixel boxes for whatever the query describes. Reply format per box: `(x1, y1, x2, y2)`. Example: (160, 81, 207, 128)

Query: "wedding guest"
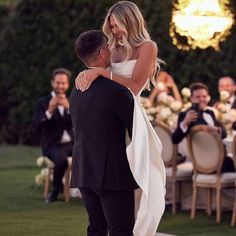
(33, 68, 74, 203)
(214, 76, 236, 109)
(172, 82, 235, 173)
(148, 71, 182, 105)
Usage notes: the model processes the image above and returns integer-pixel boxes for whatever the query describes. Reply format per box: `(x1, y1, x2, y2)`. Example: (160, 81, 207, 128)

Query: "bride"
(76, 1, 166, 235)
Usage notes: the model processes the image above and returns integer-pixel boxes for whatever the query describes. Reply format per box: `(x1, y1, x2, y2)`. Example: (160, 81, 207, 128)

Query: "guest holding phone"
(172, 82, 235, 173)
(33, 68, 74, 203)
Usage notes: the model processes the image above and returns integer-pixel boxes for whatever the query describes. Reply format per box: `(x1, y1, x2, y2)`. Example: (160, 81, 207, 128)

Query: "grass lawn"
(0, 145, 236, 236)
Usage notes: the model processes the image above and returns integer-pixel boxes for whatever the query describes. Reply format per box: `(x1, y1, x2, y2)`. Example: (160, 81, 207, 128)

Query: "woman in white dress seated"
(76, 1, 166, 235)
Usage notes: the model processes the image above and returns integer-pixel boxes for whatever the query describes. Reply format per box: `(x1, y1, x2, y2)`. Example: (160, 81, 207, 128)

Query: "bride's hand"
(75, 68, 102, 91)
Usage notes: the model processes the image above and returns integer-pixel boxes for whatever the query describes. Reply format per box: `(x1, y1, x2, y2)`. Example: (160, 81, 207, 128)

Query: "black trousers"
(47, 142, 73, 192)
(79, 188, 135, 236)
(221, 155, 235, 173)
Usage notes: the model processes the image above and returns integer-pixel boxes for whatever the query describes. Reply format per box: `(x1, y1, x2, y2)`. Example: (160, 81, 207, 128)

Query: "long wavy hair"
(102, 1, 163, 87)
(102, 1, 150, 60)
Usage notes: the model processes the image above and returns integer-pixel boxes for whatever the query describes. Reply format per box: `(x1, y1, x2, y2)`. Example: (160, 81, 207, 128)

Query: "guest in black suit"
(172, 82, 235, 173)
(33, 68, 74, 203)
(70, 30, 138, 236)
(214, 76, 236, 109)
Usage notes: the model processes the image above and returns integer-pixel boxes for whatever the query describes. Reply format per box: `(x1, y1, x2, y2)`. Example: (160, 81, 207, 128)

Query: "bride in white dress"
(76, 2, 166, 235)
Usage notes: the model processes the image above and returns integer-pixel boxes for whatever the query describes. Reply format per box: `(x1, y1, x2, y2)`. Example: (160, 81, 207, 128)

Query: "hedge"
(0, 0, 235, 144)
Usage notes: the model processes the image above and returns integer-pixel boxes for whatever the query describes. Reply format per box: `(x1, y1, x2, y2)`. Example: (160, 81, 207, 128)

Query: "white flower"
(158, 92, 168, 103)
(40, 168, 49, 176)
(182, 102, 192, 111)
(218, 103, 227, 113)
(35, 174, 45, 186)
(220, 90, 230, 102)
(148, 115, 154, 121)
(36, 156, 46, 167)
(170, 101, 182, 112)
(146, 107, 158, 114)
(181, 87, 191, 98)
(156, 82, 165, 91)
(160, 107, 172, 120)
(140, 97, 152, 108)
(166, 95, 175, 104)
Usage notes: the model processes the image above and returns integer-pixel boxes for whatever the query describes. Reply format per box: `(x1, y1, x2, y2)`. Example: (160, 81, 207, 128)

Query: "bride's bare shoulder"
(138, 40, 158, 56)
(140, 40, 157, 50)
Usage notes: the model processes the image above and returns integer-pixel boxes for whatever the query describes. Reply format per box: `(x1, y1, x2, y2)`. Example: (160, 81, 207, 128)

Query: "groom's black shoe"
(45, 189, 59, 203)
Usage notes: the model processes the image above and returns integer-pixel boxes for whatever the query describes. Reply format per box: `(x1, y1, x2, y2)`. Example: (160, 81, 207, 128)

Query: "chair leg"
(207, 188, 212, 216)
(216, 187, 222, 223)
(64, 168, 70, 203)
(44, 168, 51, 198)
(172, 180, 176, 215)
(179, 181, 182, 210)
(191, 183, 197, 219)
(231, 197, 236, 227)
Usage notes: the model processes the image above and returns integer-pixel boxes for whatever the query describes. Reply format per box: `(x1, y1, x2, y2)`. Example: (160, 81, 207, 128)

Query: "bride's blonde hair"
(102, 1, 163, 87)
(102, 1, 150, 60)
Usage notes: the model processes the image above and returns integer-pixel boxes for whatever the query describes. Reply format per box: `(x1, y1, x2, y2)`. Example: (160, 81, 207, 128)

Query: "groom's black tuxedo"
(70, 77, 137, 191)
(70, 77, 138, 236)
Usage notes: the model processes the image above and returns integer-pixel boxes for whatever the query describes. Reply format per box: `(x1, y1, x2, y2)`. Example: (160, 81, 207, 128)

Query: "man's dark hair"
(75, 30, 107, 63)
(190, 82, 209, 95)
(52, 68, 71, 81)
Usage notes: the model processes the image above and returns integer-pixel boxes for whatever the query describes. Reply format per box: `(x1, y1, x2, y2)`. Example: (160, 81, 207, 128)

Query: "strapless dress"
(111, 60, 166, 236)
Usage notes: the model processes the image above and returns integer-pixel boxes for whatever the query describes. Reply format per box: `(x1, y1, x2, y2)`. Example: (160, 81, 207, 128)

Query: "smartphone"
(191, 103, 200, 114)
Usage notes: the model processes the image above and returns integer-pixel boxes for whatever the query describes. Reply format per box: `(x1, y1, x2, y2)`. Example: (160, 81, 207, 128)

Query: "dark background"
(0, 0, 235, 144)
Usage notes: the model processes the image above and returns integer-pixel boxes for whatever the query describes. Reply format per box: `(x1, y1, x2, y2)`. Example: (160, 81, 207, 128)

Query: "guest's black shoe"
(45, 191, 58, 203)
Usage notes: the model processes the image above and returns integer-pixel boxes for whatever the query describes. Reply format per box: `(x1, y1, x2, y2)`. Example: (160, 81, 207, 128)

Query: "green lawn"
(0, 145, 235, 236)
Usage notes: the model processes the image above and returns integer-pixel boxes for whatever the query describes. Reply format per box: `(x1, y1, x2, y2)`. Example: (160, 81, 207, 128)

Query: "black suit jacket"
(172, 109, 227, 144)
(33, 94, 74, 156)
(231, 97, 236, 109)
(69, 77, 138, 191)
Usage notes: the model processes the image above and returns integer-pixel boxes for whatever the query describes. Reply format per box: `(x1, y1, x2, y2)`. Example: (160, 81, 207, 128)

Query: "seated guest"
(215, 76, 236, 109)
(148, 71, 182, 105)
(33, 68, 74, 203)
(172, 82, 235, 173)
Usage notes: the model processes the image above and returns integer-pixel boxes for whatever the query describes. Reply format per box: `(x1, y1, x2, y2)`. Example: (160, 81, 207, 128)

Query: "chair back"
(154, 121, 177, 167)
(187, 125, 224, 174)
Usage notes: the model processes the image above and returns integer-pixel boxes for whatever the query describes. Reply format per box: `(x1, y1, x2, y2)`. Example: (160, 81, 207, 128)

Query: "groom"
(70, 30, 138, 236)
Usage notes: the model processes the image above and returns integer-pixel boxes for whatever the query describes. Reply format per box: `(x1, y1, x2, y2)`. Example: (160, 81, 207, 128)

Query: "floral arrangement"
(35, 156, 49, 187)
(212, 90, 236, 136)
(141, 85, 192, 130)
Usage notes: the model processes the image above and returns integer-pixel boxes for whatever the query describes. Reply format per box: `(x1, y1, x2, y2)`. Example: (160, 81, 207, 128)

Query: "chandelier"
(170, 0, 234, 50)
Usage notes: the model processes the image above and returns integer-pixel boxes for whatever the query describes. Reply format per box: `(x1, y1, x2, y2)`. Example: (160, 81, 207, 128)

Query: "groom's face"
(99, 42, 111, 67)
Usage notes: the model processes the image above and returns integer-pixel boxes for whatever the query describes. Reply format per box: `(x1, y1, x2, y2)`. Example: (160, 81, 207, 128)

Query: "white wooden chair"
(43, 157, 72, 202)
(154, 121, 193, 214)
(188, 125, 236, 223)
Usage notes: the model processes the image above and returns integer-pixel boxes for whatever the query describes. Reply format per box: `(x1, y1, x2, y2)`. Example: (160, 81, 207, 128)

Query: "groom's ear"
(99, 47, 105, 58)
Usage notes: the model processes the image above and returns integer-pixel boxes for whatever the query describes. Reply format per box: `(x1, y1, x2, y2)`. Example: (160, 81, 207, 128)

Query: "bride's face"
(109, 15, 125, 41)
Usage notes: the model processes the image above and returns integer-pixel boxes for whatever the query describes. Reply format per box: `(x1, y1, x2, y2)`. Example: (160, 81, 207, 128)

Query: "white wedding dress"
(111, 60, 166, 236)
